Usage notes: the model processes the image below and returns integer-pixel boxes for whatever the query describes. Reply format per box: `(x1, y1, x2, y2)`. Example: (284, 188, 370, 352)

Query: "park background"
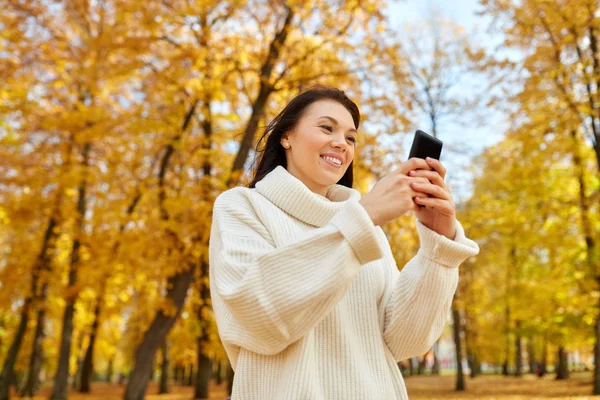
(1, 0, 599, 399)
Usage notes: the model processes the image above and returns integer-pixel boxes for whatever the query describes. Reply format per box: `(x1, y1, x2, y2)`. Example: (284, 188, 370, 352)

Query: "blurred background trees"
(0, 0, 598, 399)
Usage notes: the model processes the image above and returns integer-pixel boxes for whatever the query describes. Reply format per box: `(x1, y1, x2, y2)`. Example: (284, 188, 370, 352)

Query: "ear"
(280, 134, 290, 149)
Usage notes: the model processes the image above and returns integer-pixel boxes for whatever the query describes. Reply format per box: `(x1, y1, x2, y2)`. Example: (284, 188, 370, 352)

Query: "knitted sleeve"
(380, 219, 480, 361)
(209, 188, 383, 356)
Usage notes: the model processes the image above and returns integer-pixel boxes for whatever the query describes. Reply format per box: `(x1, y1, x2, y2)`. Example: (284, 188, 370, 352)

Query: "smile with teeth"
(321, 155, 342, 167)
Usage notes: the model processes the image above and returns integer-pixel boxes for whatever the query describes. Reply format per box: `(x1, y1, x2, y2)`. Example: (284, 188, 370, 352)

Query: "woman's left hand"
(407, 157, 457, 240)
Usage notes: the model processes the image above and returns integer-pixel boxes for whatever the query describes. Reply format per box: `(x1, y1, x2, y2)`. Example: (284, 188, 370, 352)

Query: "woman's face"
(281, 99, 357, 197)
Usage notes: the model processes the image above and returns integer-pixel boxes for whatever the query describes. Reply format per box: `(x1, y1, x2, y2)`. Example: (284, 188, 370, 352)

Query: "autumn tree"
(120, 0, 407, 398)
(0, 1, 452, 400)
(386, 9, 497, 386)
(482, 0, 600, 392)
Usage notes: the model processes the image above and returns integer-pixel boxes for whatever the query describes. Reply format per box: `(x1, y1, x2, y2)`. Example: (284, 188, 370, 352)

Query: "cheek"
(292, 136, 323, 164)
(348, 146, 356, 162)
(307, 132, 330, 154)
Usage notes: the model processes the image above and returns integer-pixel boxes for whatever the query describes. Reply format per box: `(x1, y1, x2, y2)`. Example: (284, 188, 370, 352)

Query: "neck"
(286, 165, 329, 198)
(254, 166, 360, 227)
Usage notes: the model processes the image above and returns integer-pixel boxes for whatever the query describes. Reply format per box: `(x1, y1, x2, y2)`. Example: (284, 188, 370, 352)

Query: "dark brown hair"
(248, 85, 360, 188)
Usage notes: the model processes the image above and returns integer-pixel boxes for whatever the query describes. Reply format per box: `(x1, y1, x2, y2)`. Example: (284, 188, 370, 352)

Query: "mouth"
(320, 154, 343, 168)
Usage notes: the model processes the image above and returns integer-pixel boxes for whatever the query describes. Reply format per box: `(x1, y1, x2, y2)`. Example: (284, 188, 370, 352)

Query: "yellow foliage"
(2, 0, 597, 390)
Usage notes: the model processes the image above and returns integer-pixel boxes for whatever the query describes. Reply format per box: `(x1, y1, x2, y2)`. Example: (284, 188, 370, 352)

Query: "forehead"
(304, 100, 355, 127)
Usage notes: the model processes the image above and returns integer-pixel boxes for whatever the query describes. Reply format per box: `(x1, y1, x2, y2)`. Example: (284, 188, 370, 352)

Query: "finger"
(411, 176, 439, 188)
(408, 171, 452, 198)
(410, 189, 432, 211)
(414, 196, 454, 213)
(410, 193, 426, 211)
(410, 188, 432, 200)
(410, 182, 451, 200)
(400, 157, 430, 175)
(425, 157, 446, 180)
(408, 169, 446, 187)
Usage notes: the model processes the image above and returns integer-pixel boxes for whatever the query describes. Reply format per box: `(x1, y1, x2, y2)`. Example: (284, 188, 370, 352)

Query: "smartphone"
(408, 130, 443, 208)
(408, 130, 443, 161)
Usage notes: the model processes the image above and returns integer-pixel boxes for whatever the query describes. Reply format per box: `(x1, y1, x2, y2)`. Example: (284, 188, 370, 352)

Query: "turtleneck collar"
(254, 165, 362, 227)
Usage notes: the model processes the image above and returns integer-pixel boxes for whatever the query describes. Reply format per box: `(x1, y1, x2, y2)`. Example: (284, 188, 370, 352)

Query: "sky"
(382, 0, 514, 202)
(387, 0, 485, 27)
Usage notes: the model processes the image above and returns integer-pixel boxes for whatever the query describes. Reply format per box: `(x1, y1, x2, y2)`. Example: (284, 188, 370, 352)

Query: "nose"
(331, 137, 348, 152)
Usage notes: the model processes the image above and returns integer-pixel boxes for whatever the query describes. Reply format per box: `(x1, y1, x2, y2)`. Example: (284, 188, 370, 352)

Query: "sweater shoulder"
(213, 187, 273, 241)
(216, 186, 264, 208)
(213, 186, 264, 219)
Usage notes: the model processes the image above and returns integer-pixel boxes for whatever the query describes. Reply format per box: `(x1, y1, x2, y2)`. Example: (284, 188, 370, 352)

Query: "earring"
(283, 143, 290, 148)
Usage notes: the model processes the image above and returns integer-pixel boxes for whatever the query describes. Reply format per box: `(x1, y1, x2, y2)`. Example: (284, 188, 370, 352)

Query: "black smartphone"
(408, 130, 443, 208)
(408, 130, 443, 161)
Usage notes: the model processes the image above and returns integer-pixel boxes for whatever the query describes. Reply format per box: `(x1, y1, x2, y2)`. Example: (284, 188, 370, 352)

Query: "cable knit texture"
(209, 165, 480, 399)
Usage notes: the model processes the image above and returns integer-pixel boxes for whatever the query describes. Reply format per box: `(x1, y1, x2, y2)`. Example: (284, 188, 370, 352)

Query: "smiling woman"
(248, 86, 360, 192)
(209, 85, 480, 399)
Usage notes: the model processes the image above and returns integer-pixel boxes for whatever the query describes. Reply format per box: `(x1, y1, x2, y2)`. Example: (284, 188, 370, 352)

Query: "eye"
(319, 125, 333, 132)
(347, 136, 356, 143)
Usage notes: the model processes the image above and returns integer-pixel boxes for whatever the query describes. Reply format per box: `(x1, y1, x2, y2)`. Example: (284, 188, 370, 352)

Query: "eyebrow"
(318, 116, 358, 134)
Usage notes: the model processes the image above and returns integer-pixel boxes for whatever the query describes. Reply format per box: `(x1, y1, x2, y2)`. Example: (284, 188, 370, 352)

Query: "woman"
(209, 85, 480, 399)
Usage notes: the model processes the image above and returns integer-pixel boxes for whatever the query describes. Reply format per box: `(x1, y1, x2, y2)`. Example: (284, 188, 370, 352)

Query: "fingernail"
(426, 157, 433, 162)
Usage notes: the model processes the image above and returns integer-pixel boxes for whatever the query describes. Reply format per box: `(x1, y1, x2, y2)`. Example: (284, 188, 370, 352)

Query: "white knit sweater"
(209, 166, 480, 399)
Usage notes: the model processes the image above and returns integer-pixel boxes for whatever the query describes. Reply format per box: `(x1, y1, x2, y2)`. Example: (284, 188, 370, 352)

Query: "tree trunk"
(106, 357, 114, 383)
(515, 320, 522, 377)
(149, 362, 155, 382)
(187, 365, 194, 386)
(174, 366, 180, 385)
(71, 333, 86, 391)
(172, 366, 178, 385)
(502, 360, 509, 376)
(13, 372, 24, 396)
(123, 95, 198, 400)
(503, 304, 511, 376)
(180, 366, 186, 385)
(0, 299, 31, 400)
(226, 363, 234, 396)
(80, 298, 102, 393)
(20, 301, 47, 398)
(194, 342, 211, 400)
(556, 346, 569, 380)
(0, 209, 64, 400)
(409, 358, 417, 376)
(51, 301, 77, 400)
(467, 352, 475, 378)
(1, 135, 73, 400)
(568, 128, 600, 394)
(159, 341, 169, 394)
(123, 267, 194, 400)
(431, 341, 440, 375)
(417, 355, 427, 375)
(528, 336, 536, 374)
(452, 302, 465, 391)
(540, 333, 548, 377)
(463, 315, 478, 379)
(227, 6, 295, 187)
(215, 361, 223, 385)
(51, 142, 91, 400)
(468, 353, 480, 378)
(194, 259, 212, 398)
(515, 333, 522, 377)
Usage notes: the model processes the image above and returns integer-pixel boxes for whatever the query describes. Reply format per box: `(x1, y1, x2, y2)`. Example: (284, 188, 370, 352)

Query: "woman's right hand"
(359, 158, 432, 226)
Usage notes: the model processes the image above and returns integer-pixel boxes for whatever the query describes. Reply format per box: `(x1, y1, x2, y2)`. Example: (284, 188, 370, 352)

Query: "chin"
(318, 169, 345, 186)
